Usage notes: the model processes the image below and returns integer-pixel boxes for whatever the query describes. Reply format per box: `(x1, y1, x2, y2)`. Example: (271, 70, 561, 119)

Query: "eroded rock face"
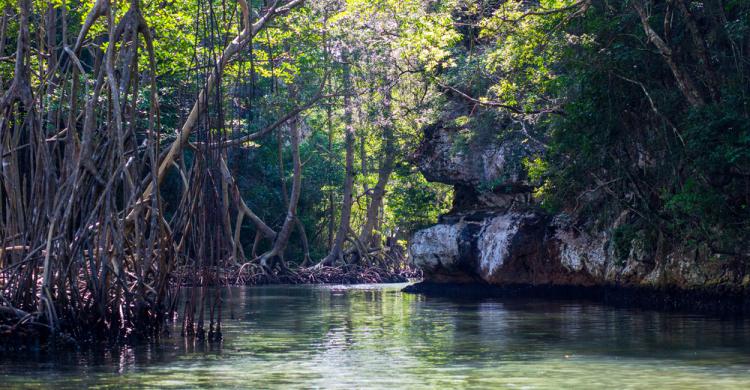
(410, 115, 744, 290)
(414, 118, 540, 209)
(410, 205, 745, 289)
(410, 224, 462, 274)
(411, 210, 590, 285)
(478, 214, 521, 277)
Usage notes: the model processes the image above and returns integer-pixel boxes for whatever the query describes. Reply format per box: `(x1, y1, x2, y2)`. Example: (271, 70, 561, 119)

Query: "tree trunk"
(358, 87, 395, 249)
(326, 85, 335, 250)
(632, 0, 706, 108)
(318, 49, 354, 267)
(674, 0, 720, 102)
(0, 7, 8, 90)
(260, 113, 303, 269)
(276, 112, 311, 266)
(130, 0, 305, 220)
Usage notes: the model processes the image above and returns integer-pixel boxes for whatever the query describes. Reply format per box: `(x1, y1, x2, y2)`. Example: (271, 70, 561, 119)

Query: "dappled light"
(1, 0, 749, 387)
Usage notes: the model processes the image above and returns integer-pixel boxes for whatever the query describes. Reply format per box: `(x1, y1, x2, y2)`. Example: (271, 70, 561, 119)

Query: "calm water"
(2, 283, 750, 389)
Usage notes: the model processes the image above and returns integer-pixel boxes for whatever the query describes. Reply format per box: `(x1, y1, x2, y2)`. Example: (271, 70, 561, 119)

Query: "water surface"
(2, 283, 750, 388)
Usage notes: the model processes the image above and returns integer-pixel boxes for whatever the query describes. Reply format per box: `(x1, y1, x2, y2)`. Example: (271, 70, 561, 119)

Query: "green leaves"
(387, 170, 453, 234)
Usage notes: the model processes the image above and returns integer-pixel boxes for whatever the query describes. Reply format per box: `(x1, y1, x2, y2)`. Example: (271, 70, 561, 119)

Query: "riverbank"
(230, 264, 419, 285)
(403, 281, 750, 316)
(1, 265, 420, 351)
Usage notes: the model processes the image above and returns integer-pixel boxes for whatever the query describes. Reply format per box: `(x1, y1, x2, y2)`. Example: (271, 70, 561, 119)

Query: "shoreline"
(6, 277, 747, 351)
(402, 281, 750, 316)
(229, 264, 417, 285)
(0, 267, 417, 351)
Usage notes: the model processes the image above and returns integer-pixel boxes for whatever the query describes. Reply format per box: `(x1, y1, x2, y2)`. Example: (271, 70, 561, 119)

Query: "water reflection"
(2, 283, 750, 388)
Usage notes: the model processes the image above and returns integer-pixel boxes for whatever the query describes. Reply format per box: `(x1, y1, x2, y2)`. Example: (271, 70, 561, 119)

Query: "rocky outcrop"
(414, 114, 541, 210)
(416, 120, 535, 190)
(410, 208, 747, 288)
(408, 112, 749, 296)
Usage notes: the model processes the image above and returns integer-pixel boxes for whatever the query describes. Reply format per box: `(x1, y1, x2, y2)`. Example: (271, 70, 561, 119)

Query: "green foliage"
(387, 167, 453, 234)
(522, 155, 560, 211)
(612, 224, 637, 264)
(435, 0, 750, 259)
(523, 156, 547, 185)
(15, 0, 749, 267)
(473, 0, 576, 112)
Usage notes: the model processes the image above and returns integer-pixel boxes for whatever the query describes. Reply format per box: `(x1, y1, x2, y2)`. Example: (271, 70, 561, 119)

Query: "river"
(2, 283, 750, 388)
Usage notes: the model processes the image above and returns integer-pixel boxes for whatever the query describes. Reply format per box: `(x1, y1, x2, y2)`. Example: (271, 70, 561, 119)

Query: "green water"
(2, 283, 750, 389)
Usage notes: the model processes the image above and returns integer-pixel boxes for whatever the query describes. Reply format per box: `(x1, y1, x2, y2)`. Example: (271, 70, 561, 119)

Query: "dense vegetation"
(440, 1, 749, 259)
(0, 0, 748, 346)
(0, 0, 456, 345)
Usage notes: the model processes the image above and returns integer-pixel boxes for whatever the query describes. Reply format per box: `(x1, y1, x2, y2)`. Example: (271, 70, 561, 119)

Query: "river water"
(2, 283, 750, 388)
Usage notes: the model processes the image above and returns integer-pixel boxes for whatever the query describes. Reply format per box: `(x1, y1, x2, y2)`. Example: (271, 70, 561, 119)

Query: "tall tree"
(318, 48, 354, 267)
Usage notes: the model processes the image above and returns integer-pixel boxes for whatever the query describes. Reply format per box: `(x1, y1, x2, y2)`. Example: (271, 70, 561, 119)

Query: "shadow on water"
(2, 283, 750, 388)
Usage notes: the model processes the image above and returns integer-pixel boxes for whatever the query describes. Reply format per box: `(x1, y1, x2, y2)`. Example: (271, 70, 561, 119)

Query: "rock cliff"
(408, 111, 749, 296)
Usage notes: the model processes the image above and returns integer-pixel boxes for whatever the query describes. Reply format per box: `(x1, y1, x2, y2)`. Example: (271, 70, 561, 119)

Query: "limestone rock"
(410, 223, 462, 273)
(409, 106, 743, 291)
